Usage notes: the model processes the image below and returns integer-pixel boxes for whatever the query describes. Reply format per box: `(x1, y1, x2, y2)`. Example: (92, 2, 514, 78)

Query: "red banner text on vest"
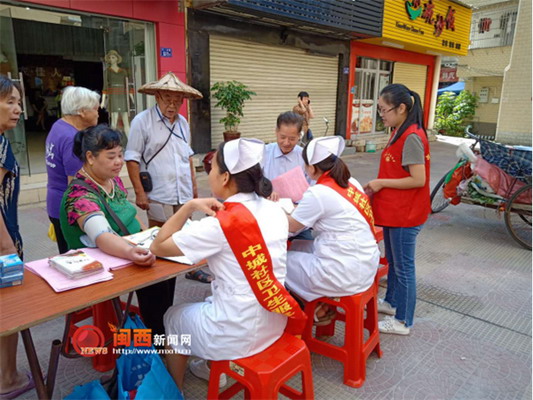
(317, 173, 378, 241)
(217, 202, 306, 334)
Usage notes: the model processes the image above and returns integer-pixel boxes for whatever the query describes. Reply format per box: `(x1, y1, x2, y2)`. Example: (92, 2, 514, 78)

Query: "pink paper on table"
(25, 258, 113, 293)
(24, 248, 131, 292)
(271, 167, 310, 203)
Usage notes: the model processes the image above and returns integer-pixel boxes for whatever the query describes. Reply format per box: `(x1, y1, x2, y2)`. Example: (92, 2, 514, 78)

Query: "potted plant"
(211, 80, 256, 141)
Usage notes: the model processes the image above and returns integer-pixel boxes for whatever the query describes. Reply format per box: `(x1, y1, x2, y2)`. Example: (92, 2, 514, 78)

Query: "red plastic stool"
(376, 256, 389, 284)
(63, 300, 141, 372)
(302, 283, 382, 388)
(374, 227, 389, 284)
(207, 332, 314, 399)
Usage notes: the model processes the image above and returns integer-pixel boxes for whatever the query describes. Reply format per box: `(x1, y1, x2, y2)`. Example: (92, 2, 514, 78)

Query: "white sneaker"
(189, 359, 227, 387)
(377, 298, 397, 316)
(378, 316, 410, 335)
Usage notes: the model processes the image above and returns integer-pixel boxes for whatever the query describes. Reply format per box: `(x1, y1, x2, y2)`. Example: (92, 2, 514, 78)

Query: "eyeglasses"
(377, 106, 398, 115)
(158, 93, 183, 106)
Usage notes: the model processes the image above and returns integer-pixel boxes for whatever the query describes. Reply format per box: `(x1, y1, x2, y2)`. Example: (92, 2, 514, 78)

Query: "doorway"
(0, 3, 156, 175)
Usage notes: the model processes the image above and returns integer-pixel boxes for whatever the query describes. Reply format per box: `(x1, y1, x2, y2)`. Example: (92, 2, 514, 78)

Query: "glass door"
(101, 19, 156, 136)
(351, 57, 393, 138)
(0, 7, 29, 174)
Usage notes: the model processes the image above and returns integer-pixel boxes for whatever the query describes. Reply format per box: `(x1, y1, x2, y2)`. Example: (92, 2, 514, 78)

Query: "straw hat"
(104, 50, 122, 64)
(138, 72, 203, 99)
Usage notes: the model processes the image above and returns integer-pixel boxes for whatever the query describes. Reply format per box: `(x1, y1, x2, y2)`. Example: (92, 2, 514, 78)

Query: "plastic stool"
(376, 256, 389, 284)
(374, 227, 389, 283)
(63, 300, 141, 372)
(207, 332, 314, 399)
(302, 283, 382, 388)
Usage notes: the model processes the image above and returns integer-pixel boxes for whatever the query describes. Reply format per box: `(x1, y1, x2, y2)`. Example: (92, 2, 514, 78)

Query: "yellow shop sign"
(365, 0, 472, 56)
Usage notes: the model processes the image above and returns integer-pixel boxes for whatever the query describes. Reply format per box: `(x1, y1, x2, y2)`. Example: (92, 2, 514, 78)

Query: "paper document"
(124, 225, 194, 265)
(25, 258, 113, 293)
(278, 198, 295, 214)
(271, 167, 309, 203)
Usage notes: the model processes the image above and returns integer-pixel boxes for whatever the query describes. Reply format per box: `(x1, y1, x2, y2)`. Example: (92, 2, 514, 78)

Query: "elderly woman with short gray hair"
(45, 86, 100, 254)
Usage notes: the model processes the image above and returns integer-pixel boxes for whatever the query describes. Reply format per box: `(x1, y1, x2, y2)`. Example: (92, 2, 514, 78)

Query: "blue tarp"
(437, 81, 465, 95)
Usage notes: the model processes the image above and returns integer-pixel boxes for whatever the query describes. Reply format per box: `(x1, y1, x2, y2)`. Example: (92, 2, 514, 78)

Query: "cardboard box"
(0, 254, 23, 276)
(0, 269, 23, 288)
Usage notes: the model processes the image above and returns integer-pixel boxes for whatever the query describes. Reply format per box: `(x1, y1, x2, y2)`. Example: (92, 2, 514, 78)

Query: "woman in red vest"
(364, 84, 430, 335)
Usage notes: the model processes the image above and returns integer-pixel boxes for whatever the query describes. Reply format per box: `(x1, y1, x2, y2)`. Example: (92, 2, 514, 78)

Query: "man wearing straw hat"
(125, 72, 213, 284)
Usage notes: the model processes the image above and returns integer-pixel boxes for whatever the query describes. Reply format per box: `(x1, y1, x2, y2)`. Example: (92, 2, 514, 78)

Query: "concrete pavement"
(11, 136, 532, 399)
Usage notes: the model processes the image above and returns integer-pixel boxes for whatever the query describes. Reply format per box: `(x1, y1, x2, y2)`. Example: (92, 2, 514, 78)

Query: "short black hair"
(276, 111, 304, 132)
(0, 75, 22, 101)
(298, 91, 310, 99)
(73, 124, 125, 161)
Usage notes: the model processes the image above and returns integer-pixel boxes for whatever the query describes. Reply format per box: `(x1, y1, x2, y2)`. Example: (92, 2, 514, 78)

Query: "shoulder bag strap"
(141, 129, 174, 167)
(71, 179, 131, 236)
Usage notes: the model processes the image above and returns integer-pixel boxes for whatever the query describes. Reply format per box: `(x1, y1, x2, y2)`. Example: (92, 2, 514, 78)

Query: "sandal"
(185, 270, 213, 284)
(313, 306, 337, 326)
(0, 371, 35, 400)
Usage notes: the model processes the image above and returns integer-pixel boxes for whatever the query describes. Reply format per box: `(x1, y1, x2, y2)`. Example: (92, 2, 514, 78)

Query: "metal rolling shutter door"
(392, 62, 427, 105)
(210, 36, 339, 145)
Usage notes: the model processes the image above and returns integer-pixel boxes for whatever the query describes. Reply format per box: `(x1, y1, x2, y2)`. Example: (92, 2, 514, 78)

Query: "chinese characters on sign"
(160, 47, 172, 58)
(405, 0, 456, 38)
(439, 67, 458, 83)
(478, 18, 492, 33)
(441, 39, 461, 50)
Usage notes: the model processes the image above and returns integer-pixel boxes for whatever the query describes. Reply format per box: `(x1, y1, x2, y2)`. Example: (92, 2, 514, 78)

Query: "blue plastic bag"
(117, 314, 183, 400)
(65, 380, 111, 399)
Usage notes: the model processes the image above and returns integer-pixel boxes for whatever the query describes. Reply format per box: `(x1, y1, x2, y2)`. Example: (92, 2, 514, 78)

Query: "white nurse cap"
(223, 138, 265, 174)
(306, 136, 345, 165)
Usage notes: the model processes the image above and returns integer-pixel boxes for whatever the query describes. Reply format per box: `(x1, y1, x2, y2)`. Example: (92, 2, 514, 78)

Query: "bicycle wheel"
(430, 172, 451, 214)
(504, 184, 532, 250)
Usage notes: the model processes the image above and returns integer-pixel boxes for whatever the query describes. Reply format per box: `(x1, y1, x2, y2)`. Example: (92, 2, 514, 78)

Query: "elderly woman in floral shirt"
(60, 124, 171, 338)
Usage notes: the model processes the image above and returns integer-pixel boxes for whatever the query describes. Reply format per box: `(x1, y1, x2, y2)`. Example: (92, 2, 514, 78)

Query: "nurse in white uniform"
(150, 138, 291, 391)
(286, 136, 380, 321)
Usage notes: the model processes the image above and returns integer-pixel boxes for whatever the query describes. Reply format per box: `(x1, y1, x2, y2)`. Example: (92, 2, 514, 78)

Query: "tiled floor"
(10, 137, 532, 399)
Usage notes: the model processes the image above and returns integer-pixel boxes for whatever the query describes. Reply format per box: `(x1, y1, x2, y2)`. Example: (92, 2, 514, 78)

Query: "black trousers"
(49, 216, 69, 255)
(135, 277, 176, 337)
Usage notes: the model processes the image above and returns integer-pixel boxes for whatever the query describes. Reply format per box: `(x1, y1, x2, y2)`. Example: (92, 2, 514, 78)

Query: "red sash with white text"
(317, 173, 378, 241)
(216, 202, 307, 336)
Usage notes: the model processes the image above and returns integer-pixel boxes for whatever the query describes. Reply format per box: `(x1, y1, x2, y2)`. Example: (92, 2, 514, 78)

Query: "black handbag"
(139, 171, 153, 193)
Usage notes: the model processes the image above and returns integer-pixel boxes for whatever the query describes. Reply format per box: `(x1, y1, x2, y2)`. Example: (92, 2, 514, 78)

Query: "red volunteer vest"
(316, 173, 378, 241)
(372, 124, 431, 227)
(216, 202, 307, 336)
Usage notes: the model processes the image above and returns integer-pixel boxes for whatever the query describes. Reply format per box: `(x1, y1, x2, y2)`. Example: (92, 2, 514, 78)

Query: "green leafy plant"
(211, 81, 256, 133)
(435, 90, 478, 137)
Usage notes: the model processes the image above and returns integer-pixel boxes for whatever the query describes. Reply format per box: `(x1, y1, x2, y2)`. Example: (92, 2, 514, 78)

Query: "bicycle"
(430, 126, 532, 250)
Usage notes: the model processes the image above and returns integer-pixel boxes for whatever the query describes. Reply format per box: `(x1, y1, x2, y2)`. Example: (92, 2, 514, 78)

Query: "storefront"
(0, 0, 185, 177)
(186, 1, 383, 153)
(347, 0, 471, 145)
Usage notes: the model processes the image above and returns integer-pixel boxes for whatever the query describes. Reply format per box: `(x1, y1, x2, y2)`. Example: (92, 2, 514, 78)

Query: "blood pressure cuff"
(80, 213, 117, 248)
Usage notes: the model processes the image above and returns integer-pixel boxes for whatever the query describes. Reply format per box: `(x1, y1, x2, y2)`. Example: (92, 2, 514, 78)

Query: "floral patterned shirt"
(64, 172, 128, 226)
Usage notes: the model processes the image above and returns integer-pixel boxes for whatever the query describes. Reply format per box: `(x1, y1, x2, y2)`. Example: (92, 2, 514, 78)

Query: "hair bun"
(255, 176, 273, 198)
